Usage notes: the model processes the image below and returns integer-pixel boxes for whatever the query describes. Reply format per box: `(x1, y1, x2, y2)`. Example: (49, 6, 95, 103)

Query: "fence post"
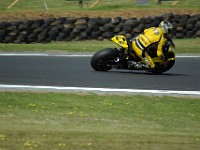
(79, 0, 83, 8)
(135, 0, 150, 6)
(43, 1, 48, 10)
(7, 0, 20, 9)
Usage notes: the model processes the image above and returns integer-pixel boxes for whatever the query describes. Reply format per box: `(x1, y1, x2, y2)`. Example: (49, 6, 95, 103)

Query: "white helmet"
(159, 21, 173, 34)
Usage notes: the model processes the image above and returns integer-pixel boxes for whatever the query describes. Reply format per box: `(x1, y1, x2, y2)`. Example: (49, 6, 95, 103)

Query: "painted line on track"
(0, 53, 92, 57)
(0, 84, 200, 96)
(0, 53, 200, 58)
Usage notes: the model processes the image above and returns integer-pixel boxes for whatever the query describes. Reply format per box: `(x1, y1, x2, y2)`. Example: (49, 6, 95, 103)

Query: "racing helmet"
(159, 21, 173, 34)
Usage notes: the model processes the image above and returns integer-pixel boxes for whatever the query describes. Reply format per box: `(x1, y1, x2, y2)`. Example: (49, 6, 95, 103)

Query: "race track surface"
(0, 54, 200, 95)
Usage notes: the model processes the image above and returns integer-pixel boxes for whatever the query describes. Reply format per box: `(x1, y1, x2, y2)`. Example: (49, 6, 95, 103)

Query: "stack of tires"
(0, 13, 199, 43)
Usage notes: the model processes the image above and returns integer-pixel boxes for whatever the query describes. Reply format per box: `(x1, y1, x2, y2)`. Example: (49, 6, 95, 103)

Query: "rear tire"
(91, 48, 120, 71)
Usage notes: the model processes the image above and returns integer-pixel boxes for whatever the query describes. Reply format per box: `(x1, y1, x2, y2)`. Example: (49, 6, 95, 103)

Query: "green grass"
(0, 92, 200, 150)
(0, 40, 114, 53)
(0, 0, 199, 12)
(0, 38, 199, 54)
(175, 38, 200, 54)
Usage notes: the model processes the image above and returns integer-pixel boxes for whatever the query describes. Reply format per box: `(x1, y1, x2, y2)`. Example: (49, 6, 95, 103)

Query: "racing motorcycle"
(91, 35, 175, 74)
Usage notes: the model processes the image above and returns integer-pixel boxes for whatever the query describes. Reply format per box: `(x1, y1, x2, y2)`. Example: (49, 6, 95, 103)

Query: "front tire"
(150, 60, 175, 74)
(91, 48, 120, 71)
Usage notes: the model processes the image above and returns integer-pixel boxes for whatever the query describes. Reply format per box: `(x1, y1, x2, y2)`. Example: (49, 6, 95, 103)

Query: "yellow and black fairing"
(147, 40, 176, 73)
(111, 34, 175, 73)
(148, 37, 176, 64)
(111, 35, 129, 50)
(111, 35, 141, 62)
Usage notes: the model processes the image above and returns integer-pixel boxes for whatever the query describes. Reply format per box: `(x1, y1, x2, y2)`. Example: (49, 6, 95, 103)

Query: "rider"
(130, 21, 173, 69)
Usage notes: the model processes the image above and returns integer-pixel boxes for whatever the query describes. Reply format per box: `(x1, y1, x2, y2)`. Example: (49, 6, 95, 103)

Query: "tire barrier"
(0, 13, 199, 43)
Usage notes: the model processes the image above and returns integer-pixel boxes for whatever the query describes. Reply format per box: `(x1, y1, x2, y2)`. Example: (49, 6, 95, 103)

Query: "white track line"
(0, 84, 199, 96)
(0, 53, 92, 57)
(0, 53, 200, 58)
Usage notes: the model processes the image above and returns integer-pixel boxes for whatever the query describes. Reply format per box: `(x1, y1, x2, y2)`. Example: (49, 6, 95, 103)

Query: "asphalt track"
(0, 53, 200, 96)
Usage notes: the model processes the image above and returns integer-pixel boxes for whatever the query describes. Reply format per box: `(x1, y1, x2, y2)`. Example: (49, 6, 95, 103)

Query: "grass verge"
(1, 0, 199, 11)
(0, 38, 200, 54)
(0, 92, 200, 150)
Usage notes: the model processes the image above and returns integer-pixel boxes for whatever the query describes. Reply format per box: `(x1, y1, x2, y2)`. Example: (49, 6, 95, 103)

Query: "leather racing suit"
(131, 27, 166, 68)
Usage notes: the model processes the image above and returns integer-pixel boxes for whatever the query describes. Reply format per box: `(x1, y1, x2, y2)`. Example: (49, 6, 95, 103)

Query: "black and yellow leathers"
(132, 27, 166, 68)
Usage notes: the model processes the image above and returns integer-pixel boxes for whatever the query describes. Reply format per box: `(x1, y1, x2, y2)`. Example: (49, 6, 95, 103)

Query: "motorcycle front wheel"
(150, 60, 175, 74)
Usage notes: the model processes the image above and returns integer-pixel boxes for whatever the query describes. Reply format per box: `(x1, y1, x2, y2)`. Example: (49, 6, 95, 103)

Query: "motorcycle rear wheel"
(91, 48, 120, 71)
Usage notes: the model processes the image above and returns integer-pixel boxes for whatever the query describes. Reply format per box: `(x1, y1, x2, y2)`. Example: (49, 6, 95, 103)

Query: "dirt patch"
(0, 8, 199, 21)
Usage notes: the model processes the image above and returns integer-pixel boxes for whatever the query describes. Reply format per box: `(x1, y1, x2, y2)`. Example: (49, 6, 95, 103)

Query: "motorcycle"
(91, 35, 175, 74)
